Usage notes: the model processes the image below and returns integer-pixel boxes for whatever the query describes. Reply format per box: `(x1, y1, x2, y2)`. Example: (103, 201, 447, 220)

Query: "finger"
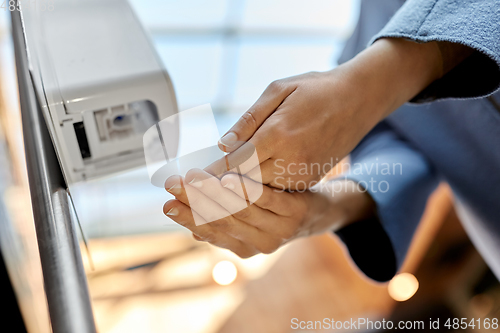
(164, 200, 257, 258)
(166, 174, 237, 227)
(166, 173, 276, 244)
(165, 175, 185, 197)
(186, 169, 287, 234)
(218, 79, 296, 152)
(221, 173, 295, 217)
(166, 174, 228, 224)
(165, 171, 287, 249)
(164, 198, 279, 255)
(246, 160, 310, 190)
(245, 159, 280, 185)
(216, 157, 289, 188)
(205, 141, 270, 179)
(185, 168, 248, 215)
(165, 175, 209, 218)
(165, 174, 225, 215)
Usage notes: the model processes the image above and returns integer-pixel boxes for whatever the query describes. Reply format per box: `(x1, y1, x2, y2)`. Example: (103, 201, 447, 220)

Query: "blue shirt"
(335, 0, 500, 282)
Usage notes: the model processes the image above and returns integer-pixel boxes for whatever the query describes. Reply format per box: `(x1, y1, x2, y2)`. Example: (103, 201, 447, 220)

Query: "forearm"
(335, 38, 472, 126)
(369, 0, 500, 101)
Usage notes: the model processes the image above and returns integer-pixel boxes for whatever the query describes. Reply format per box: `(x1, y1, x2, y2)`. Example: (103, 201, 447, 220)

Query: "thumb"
(218, 79, 295, 152)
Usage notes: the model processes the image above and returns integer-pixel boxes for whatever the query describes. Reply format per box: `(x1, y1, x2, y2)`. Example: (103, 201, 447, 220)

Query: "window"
(130, 0, 360, 130)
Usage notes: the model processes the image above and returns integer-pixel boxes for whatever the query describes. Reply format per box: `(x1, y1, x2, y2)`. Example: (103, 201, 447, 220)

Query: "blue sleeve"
(371, 0, 500, 101)
(335, 122, 439, 282)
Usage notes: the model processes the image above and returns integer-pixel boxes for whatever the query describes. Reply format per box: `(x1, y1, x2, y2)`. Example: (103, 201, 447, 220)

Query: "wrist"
(300, 188, 342, 236)
(302, 179, 376, 235)
(331, 179, 376, 227)
(318, 179, 376, 231)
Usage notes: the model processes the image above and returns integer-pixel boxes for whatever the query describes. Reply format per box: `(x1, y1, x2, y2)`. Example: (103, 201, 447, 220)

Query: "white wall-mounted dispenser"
(20, 0, 178, 184)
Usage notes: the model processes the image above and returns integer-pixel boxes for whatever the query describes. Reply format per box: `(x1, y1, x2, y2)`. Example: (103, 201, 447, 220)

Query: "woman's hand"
(218, 38, 444, 190)
(163, 169, 375, 257)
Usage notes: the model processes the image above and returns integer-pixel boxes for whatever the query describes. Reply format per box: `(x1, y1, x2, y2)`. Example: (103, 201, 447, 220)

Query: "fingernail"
(166, 207, 179, 216)
(192, 233, 204, 241)
(223, 182, 235, 190)
(219, 132, 237, 147)
(188, 178, 203, 188)
(167, 184, 182, 195)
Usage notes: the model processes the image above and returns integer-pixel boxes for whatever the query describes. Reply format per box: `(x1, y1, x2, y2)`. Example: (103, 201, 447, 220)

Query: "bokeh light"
(212, 261, 238, 286)
(388, 273, 419, 302)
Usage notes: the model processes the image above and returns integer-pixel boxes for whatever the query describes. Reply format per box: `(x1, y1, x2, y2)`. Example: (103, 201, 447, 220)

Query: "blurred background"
(0, 1, 499, 332)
